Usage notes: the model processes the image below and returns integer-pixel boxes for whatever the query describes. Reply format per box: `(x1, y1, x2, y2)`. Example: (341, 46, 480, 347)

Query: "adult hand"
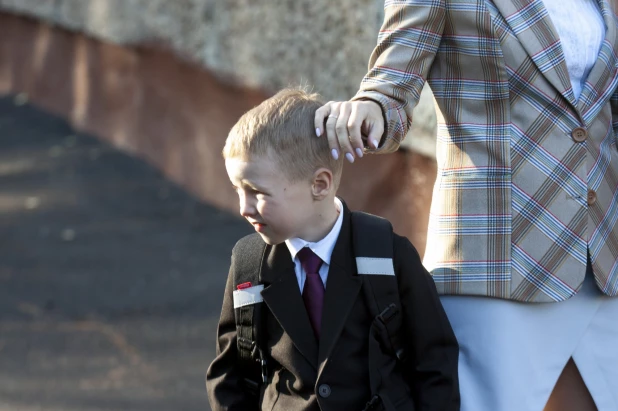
(314, 100, 384, 163)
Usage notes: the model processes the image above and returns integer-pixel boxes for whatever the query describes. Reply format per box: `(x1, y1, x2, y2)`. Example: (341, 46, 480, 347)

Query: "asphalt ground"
(0, 94, 251, 411)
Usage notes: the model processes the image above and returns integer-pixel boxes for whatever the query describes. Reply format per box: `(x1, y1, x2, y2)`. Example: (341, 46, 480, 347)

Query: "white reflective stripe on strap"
(355, 257, 395, 276)
(233, 285, 264, 308)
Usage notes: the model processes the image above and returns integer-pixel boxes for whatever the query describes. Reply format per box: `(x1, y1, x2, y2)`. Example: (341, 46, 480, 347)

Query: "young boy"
(206, 88, 459, 411)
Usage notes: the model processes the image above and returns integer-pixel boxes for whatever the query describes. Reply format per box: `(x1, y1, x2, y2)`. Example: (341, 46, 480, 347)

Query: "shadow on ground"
(0, 95, 251, 411)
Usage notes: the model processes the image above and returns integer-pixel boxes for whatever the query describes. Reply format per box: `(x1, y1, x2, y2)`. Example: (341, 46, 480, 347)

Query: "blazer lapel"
(317, 205, 362, 375)
(576, 0, 618, 122)
(261, 243, 319, 369)
(491, 0, 576, 106)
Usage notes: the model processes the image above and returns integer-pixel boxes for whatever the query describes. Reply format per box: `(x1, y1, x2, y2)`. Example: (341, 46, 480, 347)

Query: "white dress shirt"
(285, 197, 343, 293)
(543, 0, 605, 100)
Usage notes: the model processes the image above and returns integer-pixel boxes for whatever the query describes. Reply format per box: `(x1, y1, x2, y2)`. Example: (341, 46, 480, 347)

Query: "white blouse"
(543, 0, 606, 99)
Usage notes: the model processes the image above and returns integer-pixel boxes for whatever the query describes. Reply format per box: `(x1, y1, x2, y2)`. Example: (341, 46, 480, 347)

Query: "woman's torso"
(423, 0, 618, 302)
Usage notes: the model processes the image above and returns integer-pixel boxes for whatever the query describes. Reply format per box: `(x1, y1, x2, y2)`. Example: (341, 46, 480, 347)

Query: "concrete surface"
(0, 94, 250, 410)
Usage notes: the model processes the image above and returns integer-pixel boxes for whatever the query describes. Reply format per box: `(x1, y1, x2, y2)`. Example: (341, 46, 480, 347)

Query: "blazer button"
(571, 127, 588, 142)
(587, 190, 597, 206)
(318, 384, 331, 398)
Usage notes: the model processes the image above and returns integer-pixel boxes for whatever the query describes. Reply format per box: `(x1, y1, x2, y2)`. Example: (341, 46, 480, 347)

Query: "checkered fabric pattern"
(354, 0, 618, 302)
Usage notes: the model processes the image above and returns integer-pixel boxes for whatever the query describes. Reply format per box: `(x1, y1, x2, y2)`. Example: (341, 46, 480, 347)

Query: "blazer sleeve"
(353, 0, 446, 154)
(206, 252, 259, 411)
(394, 235, 460, 411)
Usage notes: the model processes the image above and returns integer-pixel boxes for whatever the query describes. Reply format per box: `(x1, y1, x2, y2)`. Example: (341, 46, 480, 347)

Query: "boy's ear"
(311, 167, 334, 200)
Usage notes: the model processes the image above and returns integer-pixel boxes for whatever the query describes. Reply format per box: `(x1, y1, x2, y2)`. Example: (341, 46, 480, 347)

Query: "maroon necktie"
(298, 247, 324, 339)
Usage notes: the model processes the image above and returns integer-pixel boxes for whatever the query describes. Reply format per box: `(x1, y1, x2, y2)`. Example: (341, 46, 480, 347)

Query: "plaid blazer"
(355, 0, 618, 302)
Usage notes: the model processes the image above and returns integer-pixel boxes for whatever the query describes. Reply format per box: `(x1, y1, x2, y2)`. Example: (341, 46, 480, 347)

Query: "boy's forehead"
(226, 155, 281, 181)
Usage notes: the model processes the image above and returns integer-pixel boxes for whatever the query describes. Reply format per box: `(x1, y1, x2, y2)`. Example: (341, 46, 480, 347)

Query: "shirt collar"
(285, 197, 344, 265)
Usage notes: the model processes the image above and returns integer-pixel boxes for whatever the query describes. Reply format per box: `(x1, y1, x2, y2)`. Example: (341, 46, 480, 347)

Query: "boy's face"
(225, 154, 315, 245)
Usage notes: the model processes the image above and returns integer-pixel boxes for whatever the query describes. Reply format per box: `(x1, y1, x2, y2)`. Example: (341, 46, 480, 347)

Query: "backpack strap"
(351, 211, 408, 411)
(351, 211, 406, 362)
(231, 235, 269, 396)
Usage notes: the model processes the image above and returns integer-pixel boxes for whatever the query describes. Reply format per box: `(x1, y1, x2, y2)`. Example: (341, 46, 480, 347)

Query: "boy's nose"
(239, 204, 252, 217)
(239, 196, 256, 218)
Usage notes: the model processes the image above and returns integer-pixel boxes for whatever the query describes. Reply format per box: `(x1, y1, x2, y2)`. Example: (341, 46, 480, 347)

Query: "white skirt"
(440, 266, 618, 411)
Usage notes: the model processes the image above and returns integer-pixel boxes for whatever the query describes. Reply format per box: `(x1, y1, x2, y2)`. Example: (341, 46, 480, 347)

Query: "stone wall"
(0, 0, 438, 157)
(0, 3, 438, 252)
(0, 0, 381, 99)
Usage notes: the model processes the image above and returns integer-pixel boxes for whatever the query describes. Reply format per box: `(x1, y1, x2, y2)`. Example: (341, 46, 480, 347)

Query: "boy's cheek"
(256, 202, 271, 218)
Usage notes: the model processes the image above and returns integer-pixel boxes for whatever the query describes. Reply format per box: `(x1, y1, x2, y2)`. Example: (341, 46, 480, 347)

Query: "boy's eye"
(234, 186, 266, 196)
(247, 187, 265, 195)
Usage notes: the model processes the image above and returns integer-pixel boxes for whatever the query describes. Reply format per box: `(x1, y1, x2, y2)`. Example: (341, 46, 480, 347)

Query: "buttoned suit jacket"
(206, 204, 459, 411)
(354, 0, 618, 302)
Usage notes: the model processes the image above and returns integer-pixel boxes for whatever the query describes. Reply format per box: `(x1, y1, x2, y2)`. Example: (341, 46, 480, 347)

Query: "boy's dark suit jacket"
(207, 202, 459, 411)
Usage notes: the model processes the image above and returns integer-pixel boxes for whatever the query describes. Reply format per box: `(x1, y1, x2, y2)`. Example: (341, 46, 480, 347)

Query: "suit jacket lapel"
(260, 243, 319, 369)
(576, 0, 618, 121)
(492, 0, 576, 106)
(317, 204, 362, 375)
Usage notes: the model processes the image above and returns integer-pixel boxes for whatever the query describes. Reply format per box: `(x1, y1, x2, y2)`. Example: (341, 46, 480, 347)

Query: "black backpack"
(231, 211, 406, 410)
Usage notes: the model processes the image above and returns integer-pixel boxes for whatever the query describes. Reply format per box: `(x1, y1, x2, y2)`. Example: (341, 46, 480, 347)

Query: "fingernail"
(372, 139, 379, 149)
(345, 153, 355, 163)
(331, 149, 339, 160)
(316, 128, 321, 137)
(355, 148, 363, 158)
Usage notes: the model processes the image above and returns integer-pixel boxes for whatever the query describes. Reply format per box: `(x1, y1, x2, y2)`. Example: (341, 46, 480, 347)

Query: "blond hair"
(223, 87, 343, 185)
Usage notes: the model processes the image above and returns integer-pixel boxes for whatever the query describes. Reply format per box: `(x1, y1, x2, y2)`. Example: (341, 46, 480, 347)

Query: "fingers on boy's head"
(223, 87, 343, 184)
